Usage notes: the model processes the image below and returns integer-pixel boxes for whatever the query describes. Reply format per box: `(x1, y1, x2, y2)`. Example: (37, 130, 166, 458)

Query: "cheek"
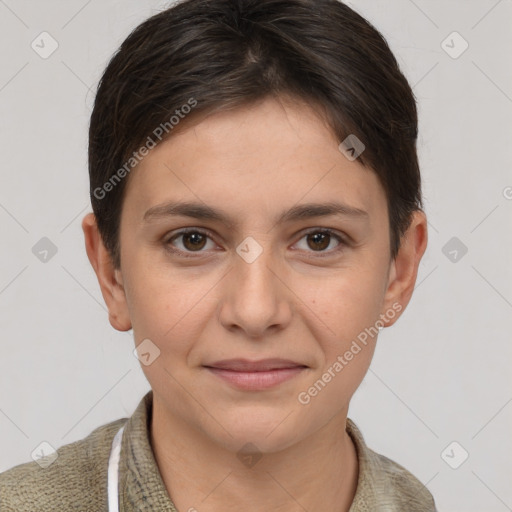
(124, 260, 217, 354)
(295, 274, 382, 413)
(302, 267, 385, 340)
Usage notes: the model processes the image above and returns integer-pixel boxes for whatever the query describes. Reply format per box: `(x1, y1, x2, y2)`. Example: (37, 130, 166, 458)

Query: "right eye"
(164, 228, 218, 257)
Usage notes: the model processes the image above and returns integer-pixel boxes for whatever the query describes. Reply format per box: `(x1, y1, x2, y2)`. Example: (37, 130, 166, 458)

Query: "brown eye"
(306, 232, 331, 251)
(294, 229, 346, 255)
(182, 232, 207, 251)
(166, 229, 215, 255)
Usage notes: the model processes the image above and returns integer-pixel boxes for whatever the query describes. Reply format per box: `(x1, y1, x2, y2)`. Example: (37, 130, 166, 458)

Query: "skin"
(82, 95, 427, 512)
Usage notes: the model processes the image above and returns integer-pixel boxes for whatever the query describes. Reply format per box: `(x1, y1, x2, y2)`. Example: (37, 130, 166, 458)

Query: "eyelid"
(164, 226, 349, 257)
(293, 227, 348, 257)
(164, 227, 218, 257)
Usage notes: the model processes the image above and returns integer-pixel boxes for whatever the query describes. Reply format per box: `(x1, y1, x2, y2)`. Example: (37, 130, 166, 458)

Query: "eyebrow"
(142, 200, 369, 228)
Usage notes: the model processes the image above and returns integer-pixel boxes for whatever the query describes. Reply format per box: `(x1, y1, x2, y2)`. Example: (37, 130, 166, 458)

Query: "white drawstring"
(108, 424, 125, 512)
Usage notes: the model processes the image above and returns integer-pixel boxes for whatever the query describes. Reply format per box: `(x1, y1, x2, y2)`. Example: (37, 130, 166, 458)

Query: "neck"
(150, 394, 359, 512)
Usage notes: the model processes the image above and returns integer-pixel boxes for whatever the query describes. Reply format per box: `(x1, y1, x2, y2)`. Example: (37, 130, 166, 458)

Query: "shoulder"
(367, 450, 437, 511)
(346, 418, 437, 512)
(0, 417, 127, 512)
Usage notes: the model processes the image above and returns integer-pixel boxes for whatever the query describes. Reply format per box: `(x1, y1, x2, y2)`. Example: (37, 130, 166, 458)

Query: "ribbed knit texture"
(0, 390, 436, 511)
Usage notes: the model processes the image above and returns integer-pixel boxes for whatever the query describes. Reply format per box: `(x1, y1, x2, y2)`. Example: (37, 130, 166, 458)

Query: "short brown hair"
(88, 0, 423, 269)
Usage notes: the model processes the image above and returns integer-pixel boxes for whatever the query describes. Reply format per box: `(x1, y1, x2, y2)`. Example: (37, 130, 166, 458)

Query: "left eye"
(164, 228, 346, 256)
(294, 229, 345, 254)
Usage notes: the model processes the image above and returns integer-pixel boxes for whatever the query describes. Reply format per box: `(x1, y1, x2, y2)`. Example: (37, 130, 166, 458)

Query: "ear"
(81, 212, 132, 331)
(380, 210, 428, 328)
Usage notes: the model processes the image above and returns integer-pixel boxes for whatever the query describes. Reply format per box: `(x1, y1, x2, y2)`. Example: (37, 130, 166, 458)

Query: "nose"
(217, 239, 293, 338)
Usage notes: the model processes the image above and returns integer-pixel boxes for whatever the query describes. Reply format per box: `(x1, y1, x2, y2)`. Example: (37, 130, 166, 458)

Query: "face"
(85, 96, 426, 455)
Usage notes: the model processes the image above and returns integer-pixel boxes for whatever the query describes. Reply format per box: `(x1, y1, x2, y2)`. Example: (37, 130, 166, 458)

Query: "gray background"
(0, 1, 511, 510)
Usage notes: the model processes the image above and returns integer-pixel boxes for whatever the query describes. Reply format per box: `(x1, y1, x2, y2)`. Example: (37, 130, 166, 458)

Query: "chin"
(207, 412, 307, 456)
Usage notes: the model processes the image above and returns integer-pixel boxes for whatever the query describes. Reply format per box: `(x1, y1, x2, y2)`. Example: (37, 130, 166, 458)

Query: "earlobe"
(380, 210, 428, 328)
(81, 213, 132, 332)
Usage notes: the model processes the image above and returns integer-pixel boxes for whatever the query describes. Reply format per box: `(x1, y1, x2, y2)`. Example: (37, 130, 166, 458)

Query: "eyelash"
(163, 227, 348, 259)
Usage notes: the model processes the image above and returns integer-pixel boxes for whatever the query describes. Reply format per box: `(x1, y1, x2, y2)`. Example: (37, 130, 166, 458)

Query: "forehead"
(122, 97, 387, 223)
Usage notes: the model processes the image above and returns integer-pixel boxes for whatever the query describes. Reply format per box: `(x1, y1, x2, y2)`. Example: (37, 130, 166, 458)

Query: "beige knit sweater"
(0, 390, 437, 511)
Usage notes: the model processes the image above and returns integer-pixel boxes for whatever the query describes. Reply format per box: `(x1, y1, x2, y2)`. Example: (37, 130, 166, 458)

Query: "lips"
(204, 358, 307, 372)
(204, 359, 308, 390)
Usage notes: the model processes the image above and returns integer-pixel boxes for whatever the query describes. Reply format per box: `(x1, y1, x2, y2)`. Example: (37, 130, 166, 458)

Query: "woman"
(0, 1, 436, 510)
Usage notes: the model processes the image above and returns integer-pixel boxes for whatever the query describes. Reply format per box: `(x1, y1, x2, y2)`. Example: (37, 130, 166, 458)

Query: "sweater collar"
(119, 390, 178, 511)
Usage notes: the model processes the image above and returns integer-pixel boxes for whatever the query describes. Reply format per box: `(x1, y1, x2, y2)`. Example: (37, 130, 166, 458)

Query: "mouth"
(203, 358, 308, 390)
